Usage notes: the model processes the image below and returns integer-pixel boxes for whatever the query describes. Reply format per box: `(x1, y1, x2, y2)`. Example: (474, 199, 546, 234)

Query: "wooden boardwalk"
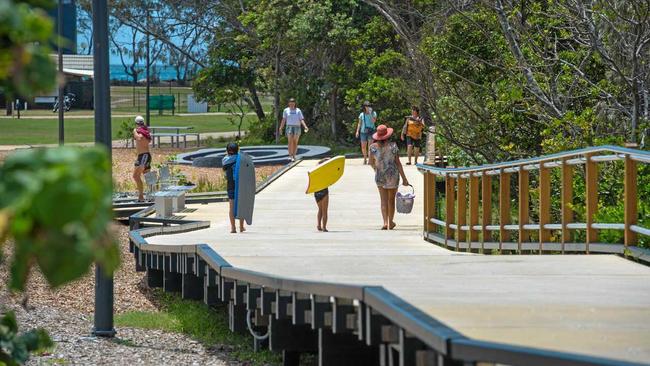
(148, 159, 650, 364)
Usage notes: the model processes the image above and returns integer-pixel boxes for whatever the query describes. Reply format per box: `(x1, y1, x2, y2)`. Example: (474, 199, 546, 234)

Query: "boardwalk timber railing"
(128, 205, 644, 366)
(418, 145, 650, 259)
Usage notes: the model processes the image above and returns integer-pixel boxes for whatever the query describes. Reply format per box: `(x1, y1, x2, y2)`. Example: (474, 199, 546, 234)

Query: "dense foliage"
(128, 1, 649, 160)
(0, 0, 56, 98)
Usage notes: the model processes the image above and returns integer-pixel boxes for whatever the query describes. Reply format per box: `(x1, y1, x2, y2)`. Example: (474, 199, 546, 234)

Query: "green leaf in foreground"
(0, 311, 53, 366)
(0, 147, 120, 291)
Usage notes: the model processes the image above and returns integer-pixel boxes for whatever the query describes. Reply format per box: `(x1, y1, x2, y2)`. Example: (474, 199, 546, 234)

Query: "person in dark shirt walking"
(223, 142, 245, 233)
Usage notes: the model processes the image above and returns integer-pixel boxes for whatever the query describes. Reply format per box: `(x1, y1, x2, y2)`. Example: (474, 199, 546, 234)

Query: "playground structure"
(175, 145, 331, 167)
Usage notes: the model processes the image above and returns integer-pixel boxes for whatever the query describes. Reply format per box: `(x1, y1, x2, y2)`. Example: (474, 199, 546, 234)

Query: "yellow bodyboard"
(306, 156, 346, 193)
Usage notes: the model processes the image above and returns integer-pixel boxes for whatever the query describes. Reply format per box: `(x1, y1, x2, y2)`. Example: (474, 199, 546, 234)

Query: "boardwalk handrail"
(417, 145, 650, 255)
(127, 211, 645, 365)
(417, 145, 650, 175)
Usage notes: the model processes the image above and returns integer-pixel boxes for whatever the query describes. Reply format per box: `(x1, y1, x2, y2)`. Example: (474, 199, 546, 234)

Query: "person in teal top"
(355, 100, 377, 165)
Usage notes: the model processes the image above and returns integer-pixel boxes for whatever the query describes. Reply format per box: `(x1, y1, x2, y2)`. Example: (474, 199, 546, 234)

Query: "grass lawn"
(0, 114, 254, 145)
(115, 290, 280, 365)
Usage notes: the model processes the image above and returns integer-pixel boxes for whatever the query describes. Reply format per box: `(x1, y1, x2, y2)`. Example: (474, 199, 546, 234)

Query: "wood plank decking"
(147, 159, 650, 364)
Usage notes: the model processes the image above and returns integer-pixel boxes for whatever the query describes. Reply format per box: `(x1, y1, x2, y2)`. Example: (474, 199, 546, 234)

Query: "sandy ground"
(0, 147, 282, 193)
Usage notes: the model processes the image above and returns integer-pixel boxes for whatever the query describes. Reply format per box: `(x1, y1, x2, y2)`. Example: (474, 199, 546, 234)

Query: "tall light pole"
(92, 0, 115, 338)
(145, 14, 150, 126)
(57, 0, 64, 145)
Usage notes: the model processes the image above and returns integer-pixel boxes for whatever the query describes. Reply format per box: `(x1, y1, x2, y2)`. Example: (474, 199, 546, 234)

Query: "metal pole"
(57, 0, 64, 145)
(92, 0, 115, 338)
(145, 15, 150, 127)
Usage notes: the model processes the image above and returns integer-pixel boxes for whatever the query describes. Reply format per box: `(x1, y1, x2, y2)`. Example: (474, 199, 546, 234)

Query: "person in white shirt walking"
(279, 98, 309, 161)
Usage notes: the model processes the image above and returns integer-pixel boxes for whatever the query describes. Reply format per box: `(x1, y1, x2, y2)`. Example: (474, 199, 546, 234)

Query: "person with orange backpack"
(400, 105, 426, 165)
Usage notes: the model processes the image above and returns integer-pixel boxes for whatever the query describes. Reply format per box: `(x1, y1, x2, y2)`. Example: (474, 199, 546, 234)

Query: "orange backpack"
(406, 118, 424, 139)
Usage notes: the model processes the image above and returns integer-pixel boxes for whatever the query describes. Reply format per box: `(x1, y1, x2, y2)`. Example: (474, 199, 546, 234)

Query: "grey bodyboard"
(236, 153, 255, 225)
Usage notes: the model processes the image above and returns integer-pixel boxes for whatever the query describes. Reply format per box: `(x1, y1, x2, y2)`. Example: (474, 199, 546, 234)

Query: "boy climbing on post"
(314, 158, 330, 232)
(132, 115, 152, 202)
(223, 142, 245, 233)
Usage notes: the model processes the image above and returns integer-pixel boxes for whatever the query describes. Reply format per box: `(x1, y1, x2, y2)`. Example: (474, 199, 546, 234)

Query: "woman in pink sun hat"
(368, 124, 410, 230)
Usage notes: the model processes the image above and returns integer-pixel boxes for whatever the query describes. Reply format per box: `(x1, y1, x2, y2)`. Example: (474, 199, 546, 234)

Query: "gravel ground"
(0, 147, 283, 365)
(15, 305, 231, 366)
(0, 225, 237, 365)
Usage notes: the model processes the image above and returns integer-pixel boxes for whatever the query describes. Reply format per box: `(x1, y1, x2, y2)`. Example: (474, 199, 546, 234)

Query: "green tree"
(0, 0, 56, 99)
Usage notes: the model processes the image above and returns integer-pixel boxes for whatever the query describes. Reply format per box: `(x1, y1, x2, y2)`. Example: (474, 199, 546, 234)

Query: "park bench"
(125, 126, 200, 149)
(153, 132, 201, 148)
(148, 126, 200, 148)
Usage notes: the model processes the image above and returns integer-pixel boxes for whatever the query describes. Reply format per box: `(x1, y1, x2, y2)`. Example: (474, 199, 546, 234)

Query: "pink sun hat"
(372, 124, 394, 141)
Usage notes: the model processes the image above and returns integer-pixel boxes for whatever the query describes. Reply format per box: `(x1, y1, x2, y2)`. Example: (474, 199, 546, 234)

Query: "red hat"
(372, 124, 393, 141)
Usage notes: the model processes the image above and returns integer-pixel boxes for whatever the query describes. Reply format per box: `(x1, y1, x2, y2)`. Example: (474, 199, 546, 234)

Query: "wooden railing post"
(585, 153, 599, 252)
(624, 155, 638, 247)
(469, 175, 480, 247)
(499, 170, 511, 251)
(561, 159, 573, 252)
(457, 177, 467, 249)
(481, 174, 492, 252)
(445, 175, 455, 247)
(424, 172, 436, 235)
(539, 164, 551, 252)
(518, 168, 529, 253)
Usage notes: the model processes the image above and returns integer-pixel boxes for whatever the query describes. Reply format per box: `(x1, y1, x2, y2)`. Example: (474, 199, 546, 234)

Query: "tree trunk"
(5, 94, 12, 116)
(87, 29, 93, 55)
(330, 87, 338, 136)
(641, 82, 650, 121)
(133, 73, 137, 107)
(238, 115, 245, 140)
(494, 0, 563, 119)
(631, 54, 640, 143)
(631, 80, 639, 143)
(273, 44, 281, 144)
(247, 85, 265, 121)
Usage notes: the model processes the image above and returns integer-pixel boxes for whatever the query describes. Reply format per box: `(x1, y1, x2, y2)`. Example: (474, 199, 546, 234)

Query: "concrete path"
(0, 112, 257, 119)
(148, 159, 650, 364)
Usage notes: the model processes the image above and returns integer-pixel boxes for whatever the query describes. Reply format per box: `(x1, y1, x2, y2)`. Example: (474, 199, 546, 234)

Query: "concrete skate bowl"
(174, 145, 331, 167)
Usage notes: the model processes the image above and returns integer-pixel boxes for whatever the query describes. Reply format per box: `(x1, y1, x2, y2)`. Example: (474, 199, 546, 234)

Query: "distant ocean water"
(110, 64, 191, 82)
